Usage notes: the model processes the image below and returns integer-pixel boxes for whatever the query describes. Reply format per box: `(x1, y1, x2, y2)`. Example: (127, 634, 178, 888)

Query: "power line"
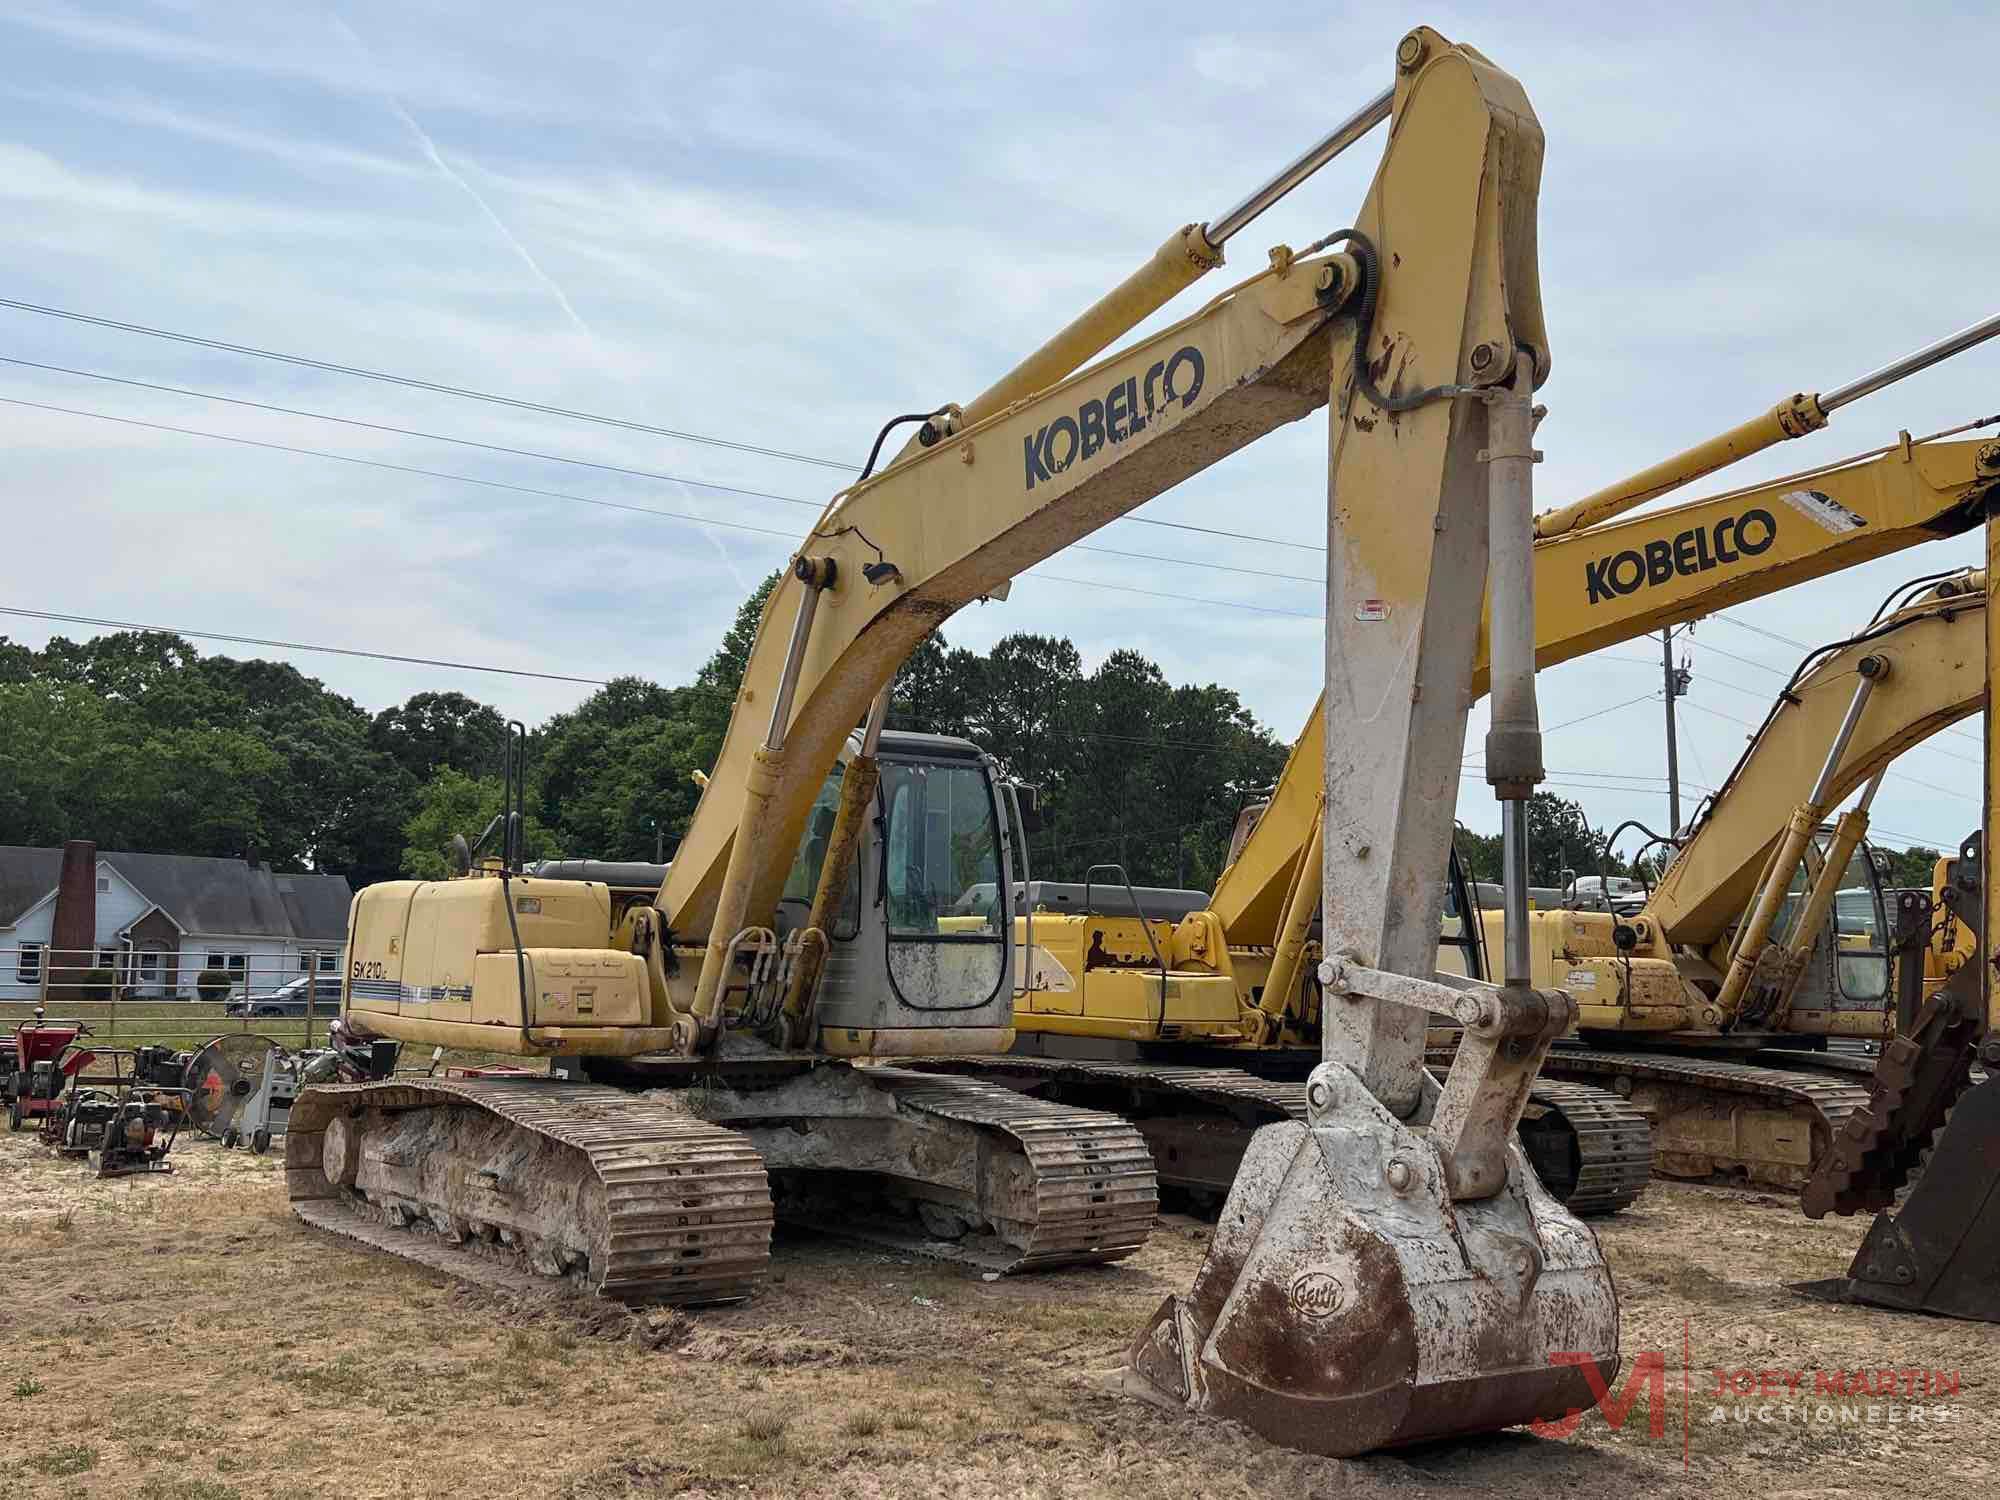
(1873, 825, 1964, 851)
(1710, 614, 1808, 651)
(0, 307, 1330, 555)
(0, 605, 608, 686)
(1707, 609, 1979, 747)
(0, 396, 802, 541)
(1, 396, 1312, 619)
(1690, 637, 1789, 679)
(2, 356, 838, 507)
(1667, 654, 1984, 770)
(0, 358, 1324, 584)
(1462, 692, 1660, 765)
(0, 296, 858, 471)
(1021, 572, 1317, 619)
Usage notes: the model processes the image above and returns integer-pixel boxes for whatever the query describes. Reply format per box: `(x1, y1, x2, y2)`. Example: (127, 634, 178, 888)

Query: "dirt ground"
(1, 1129, 1993, 1500)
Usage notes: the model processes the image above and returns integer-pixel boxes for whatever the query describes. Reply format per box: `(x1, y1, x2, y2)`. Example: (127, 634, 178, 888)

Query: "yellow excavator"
(1917, 850, 1977, 992)
(1488, 565, 2000, 1323)
(1469, 570, 1984, 1190)
(925, 411, 2000, 1216)
(294, 28, 1624, 1454)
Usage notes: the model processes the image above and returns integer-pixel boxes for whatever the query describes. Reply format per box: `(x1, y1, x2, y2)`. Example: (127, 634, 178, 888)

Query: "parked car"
(1562, 874, 1648, 917)
(226, 975, 344, 1018)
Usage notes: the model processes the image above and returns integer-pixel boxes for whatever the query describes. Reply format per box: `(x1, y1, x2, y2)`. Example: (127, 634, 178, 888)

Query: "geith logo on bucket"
(1583, 508, 1777, 605)
(1024, 345, 1205, 489)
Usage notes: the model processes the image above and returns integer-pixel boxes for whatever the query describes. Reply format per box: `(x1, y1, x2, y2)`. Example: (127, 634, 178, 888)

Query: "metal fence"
(0, 945, 343, 1050)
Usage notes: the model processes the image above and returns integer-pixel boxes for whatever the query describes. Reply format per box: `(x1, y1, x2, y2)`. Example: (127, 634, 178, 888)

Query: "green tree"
(536, 679, 706, 862)
(0, 636, 34, 685)
(1455, 828, 1503, 883)
(401, 768, 553, 879)
(370, 691, 510, 781)
(0, 630, 425, 880)
(1878, 844, 1946, 890)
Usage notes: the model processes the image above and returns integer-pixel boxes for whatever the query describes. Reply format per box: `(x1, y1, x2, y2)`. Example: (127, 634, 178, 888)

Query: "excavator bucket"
(1797, 1074, 2000, 1319)
(1127, 1069, 1619, 1453)
(1798, 836, 2000, 1319)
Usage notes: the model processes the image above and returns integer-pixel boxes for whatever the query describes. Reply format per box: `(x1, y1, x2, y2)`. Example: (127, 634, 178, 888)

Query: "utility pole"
(1662, 626, 1692, 833)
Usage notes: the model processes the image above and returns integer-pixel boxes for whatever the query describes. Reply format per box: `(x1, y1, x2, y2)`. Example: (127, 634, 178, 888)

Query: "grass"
(30, 1443, 97, 1477)
(840, 1410, 883, 1439)
(283, 1355, 381, 1403)
(0, 998, 325, 1051)
(14, 1377, 43, 1398)
(137, 1479, 241, 1500)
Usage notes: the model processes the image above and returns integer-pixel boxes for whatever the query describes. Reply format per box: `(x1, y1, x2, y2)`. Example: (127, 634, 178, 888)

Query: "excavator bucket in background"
(1797, 832, 2000, 1320)
(1124, 29, 1618, 1455)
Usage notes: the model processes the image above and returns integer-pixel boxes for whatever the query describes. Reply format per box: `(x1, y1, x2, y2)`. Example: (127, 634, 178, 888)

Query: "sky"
(2, 1, 1996, 857)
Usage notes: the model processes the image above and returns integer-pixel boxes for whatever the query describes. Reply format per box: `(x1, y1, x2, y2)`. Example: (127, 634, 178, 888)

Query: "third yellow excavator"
(925, 408, 2000, 1216)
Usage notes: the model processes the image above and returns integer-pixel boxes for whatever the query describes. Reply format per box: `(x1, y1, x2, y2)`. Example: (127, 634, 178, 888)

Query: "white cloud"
(1, 0, 1996, 855)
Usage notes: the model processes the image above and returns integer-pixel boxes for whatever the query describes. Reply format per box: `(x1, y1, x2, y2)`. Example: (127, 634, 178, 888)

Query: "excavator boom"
(1645, 578, 1984, 947)
(1213, 424, 2000, 945)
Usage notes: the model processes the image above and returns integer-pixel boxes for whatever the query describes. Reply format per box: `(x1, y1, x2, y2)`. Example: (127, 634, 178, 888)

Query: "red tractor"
(4, 1010, 95, 1133)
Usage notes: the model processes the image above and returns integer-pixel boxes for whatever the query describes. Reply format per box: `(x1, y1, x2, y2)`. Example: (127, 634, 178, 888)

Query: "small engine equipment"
(51, 1085, 181, 1177)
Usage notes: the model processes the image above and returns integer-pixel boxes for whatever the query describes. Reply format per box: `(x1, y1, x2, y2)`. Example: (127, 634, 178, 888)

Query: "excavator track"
(840, 1069, 1158, 1270)
(287, 1078, 773, 1304)
(920, 1057, 1649, 1216)
(1541, 1050, 1872, 1191)
(668, 1063, 1158, 1273)
(1518, 1078, 1656, 1217)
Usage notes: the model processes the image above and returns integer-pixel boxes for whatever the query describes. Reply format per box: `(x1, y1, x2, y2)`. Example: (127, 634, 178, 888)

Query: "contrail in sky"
(325, 6, 755, 593)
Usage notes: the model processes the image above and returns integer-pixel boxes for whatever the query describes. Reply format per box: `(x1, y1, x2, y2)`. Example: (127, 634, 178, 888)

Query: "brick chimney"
(47, 838, 98, 1000)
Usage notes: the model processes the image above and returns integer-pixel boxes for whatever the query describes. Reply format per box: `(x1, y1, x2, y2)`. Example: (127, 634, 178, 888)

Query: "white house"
(0, 841, 352, 1001)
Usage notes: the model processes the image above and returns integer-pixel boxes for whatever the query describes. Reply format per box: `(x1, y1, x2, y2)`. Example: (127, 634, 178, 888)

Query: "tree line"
(0, 577, 1945, 899)
(0, 574, 1285, 892)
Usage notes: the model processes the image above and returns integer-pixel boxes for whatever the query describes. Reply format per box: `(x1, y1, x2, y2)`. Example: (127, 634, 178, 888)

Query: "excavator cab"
(786, 730, 1021, 1031)
(1750, 829, 1895, 1033)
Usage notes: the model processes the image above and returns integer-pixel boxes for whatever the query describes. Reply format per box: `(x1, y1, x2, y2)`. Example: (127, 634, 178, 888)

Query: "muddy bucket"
(1124, 1065, 1620, 1455)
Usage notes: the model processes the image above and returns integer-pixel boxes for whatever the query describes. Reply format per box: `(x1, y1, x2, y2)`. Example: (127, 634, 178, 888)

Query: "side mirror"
(1014, 783, 1044, 834)
(449, 833, 473, 877)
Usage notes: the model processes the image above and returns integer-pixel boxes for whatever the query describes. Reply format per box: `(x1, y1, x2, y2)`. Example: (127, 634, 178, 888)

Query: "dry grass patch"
(30, 1442, 98, 1477)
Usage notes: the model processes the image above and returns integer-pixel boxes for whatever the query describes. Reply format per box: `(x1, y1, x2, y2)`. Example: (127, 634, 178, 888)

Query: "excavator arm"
(1645, 574, 1985, 947)
(1212, 426, 2000, 945)
(1514, 570, 1989, 1041)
